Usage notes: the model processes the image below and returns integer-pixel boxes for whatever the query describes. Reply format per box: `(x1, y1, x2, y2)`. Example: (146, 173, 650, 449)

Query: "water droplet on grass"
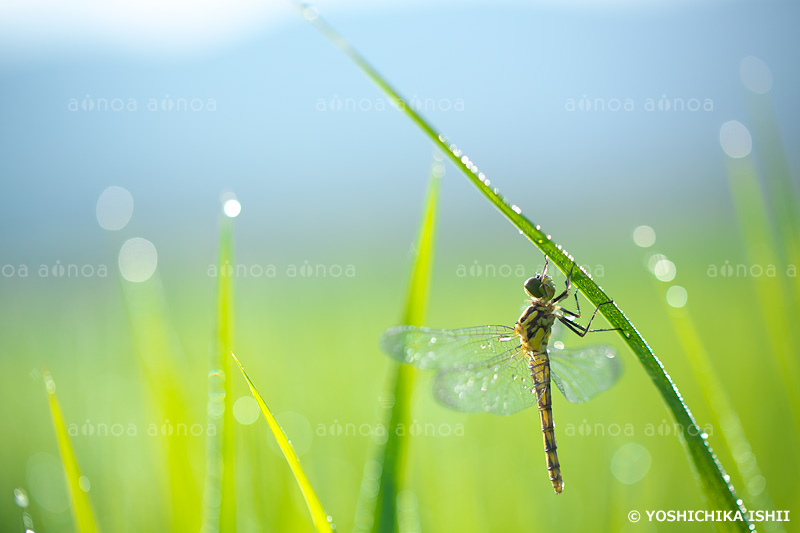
(13, 488, 29, 508)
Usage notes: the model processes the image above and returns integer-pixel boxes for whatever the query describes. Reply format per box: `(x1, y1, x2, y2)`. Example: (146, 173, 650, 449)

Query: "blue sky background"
(1, 0, 798, 272)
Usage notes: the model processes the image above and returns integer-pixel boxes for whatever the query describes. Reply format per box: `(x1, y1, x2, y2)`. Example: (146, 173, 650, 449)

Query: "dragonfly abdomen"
(517, 302, 563, 494)
(529, 353, 563, 494)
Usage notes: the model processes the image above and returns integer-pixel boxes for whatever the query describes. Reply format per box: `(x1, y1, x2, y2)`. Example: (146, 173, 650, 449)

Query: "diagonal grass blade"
(44, 372, 100, 533)
(231, 352, 335, 533)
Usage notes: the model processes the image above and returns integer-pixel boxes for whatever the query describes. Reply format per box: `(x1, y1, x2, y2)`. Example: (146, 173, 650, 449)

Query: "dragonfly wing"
(380, 325, 519, 370)
(549, 344, 621, 403)
(433, 349, 539, 415)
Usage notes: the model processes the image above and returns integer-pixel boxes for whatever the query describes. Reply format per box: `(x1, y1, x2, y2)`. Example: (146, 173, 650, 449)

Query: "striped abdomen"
(529, 352, 562, 494)
(516, 302, 562, 493)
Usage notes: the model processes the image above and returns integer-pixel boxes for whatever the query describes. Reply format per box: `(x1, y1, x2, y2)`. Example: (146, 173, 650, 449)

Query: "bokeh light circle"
(633, 225, 656, 248)
(610, 443, 652, 485)
(233, 396, 260, 425)
(118, 237, 158, 282)
(666, 285, 688, 308)
(653, 259, 676, 282)
(740, 56, 773, 94)
(720, 120, 752, 158)
(96, 186, 134, 230)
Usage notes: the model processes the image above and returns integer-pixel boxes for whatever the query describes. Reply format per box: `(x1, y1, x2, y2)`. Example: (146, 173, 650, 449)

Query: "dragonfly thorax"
(524, 274, 556, 302)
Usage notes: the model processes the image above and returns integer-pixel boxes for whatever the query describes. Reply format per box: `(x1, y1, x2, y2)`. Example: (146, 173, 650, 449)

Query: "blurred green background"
(1, 1, 799, 532)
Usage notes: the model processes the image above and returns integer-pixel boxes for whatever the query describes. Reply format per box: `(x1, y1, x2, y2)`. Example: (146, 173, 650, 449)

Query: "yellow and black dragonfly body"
(380, 260, 621, 494)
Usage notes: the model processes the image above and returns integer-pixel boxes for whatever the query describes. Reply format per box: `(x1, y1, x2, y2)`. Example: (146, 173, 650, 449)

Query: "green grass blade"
(120, 274, 201, 533)
(204, 212, 237, 532)
(745, 86, 800, 285)
(230, 352, 335, 532)
(355, 158, 442, 533)
(723, 156, 800, 429)
(736, 89, 800, 426)
(294, 7, 750, 529)
(642, 252, 782, 531)
(43, 372, 100, 533)
(401, 158, 441, 327)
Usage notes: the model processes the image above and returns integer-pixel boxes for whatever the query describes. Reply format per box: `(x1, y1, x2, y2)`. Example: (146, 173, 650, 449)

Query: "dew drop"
(13, 488, 29, 508)
(223, 198, 241, 218)
(44, 376, 56, 395)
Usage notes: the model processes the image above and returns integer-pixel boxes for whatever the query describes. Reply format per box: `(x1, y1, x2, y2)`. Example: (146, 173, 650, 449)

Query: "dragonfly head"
(524, 274, 556, 301)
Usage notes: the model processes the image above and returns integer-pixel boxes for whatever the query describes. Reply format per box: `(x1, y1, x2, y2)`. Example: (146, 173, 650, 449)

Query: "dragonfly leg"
(552, 262, 577, 305)
(558, 300, 621, 337)
(552, 262, 584, 323)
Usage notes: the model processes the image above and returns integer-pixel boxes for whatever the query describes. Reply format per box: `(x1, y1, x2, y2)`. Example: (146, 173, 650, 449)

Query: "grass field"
(1, 2, 799, 532)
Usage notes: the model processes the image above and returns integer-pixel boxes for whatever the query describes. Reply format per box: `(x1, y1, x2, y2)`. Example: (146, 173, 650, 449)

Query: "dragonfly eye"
(524, 276, 544, 298)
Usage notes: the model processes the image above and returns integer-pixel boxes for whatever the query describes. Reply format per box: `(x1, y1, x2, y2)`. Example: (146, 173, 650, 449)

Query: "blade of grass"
(119, 274, 200, 532)
(203, 211, 237, 532)
(742, 84, 800, 508)
(354, 157, 442, 533)
(231, 352, 335, 532)
(722, 154, 800, 430)
(744, 82, 800, 292)
(44, 372, 100, 533)
(292, 6, 750, 529)
(641, 250, 781, 531)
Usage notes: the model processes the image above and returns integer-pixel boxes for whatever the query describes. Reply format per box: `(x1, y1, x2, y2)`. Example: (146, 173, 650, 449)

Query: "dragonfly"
(379, 259, 622, 494)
